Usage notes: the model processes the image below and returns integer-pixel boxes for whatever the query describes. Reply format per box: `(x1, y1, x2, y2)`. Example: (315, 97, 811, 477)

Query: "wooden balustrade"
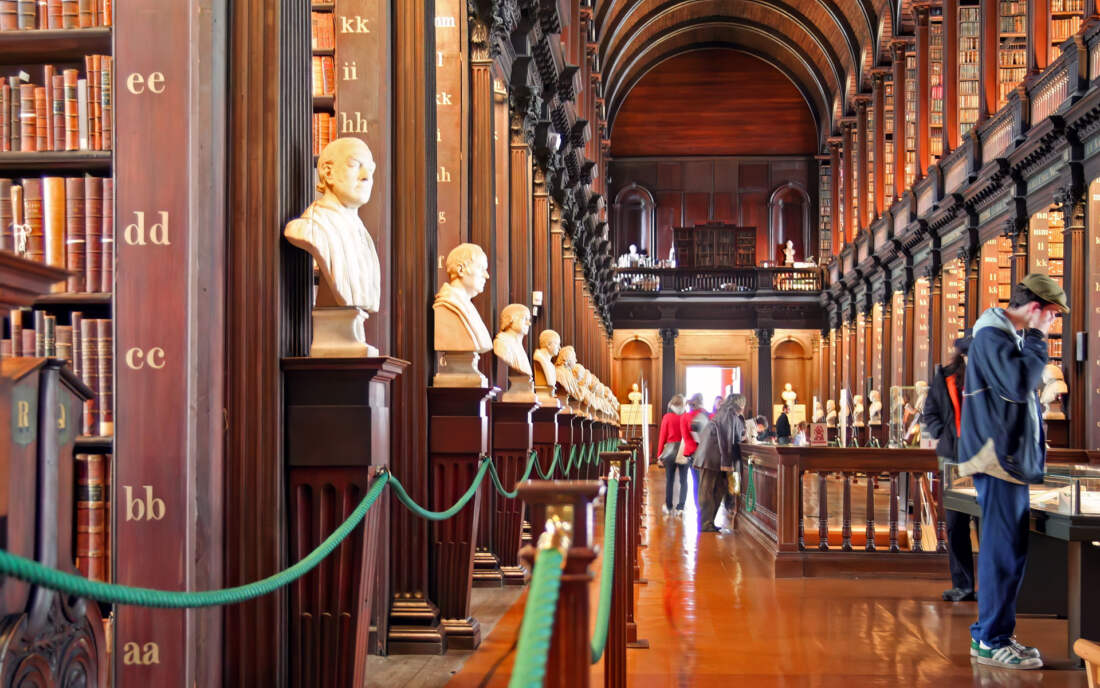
(599, 451, 633, 688)
(739, 445, 948, 578)
(613, 267, 823, 294)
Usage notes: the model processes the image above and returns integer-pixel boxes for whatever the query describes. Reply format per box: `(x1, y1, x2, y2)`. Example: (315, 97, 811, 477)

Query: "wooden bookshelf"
(818, 161, 832, 259)
(0, 150, 112, 171)
(884, 78, 895, 198)
(942, 258, 966, 361)
(959, 3, 980, 137)
(998, 0, 1027, 108)
(1050, 0, 1083, 63)
(1030, 208, 1065, 363)
(980, 234, 1014, 312)
(904, 50, 917, 187)
(865, 105, 874, 225)
(929, 8, 944, 162)
(0, 27, 111, 65)
(311, 7, 336, 155)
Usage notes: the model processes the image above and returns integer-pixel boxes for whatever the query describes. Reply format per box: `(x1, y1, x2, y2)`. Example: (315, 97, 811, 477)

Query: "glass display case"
(945, 462, 1100, 515)
(888, 385, 929, 448)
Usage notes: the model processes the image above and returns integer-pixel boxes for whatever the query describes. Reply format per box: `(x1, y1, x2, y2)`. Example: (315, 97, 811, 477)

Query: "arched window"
(612, 184, 656, 259)
(768, 183, 813, 263)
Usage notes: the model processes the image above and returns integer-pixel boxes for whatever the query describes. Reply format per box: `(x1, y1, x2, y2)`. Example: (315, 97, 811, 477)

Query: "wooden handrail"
(1074, 638, 1100, 686)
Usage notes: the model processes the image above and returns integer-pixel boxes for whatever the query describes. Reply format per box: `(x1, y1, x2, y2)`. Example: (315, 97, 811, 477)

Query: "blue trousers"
(970, 473, 1031, 648)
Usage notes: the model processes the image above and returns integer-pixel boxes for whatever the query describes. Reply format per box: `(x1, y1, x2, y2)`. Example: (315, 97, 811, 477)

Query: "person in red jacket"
(678, 393, 707, 515)
(657, 394, 685, 515)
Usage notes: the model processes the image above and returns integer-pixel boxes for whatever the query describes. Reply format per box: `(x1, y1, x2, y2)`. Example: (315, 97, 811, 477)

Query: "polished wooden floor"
(449, 465, 1088, 687)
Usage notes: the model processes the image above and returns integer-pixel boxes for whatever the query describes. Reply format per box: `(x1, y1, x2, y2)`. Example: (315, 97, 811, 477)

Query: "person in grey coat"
(694, 394, 746, 532)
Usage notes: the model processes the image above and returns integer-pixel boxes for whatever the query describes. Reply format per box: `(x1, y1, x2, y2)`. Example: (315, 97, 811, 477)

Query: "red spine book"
(50, 74, 63, 152)
(18, 84, 35, 152)
(0, 83, 9, 152)
(43, 65, 54, 150)
(71, 310, 82, 378)
(42, 176, 66, 271)
(100, 0, 107, 26)
(59, 0, 75, 27)
(95, 318, 112, 435)
(75, 454, 108, 581)
(76, 0, 90, 26)
(33, 86, 46, 152)
(100, 177, 112, 292)
(65, 176, 86, 292)
(45, 0, 59, 27)
(19, 177, 44, 263)
(88, 55, 101, 151)
(0, 1, 17, 30)
(21, 327, 34, 357)
(0, 178, 11, 251)
(82, 176, 100, 293)
(80, 317, 97, 434)
(56, 324, 72, 366)
(99, 56, 111, 150)
(63, 69, 78, 151)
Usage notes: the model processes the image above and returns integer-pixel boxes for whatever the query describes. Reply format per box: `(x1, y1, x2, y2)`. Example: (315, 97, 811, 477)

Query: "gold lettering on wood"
(125, 347, 167, 370)
(16, 400, 30, 428)
(341, 61, 359, 81)
(124, 211, 171, 246)
(339, 16, 371, 33)
(339, 111, 369, 134)
(122, 642, 161, 665)
(124, 486, 166, 521)
(125, 72, 166, 95)
(57, 402, 66, 430)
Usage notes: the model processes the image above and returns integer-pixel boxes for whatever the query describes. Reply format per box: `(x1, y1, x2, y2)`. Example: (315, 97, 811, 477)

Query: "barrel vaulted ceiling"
(596, 0, 902, 149)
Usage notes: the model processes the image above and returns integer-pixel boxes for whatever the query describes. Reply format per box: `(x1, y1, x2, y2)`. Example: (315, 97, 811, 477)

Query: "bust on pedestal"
(554, 345, 580, 413)
(494, 304, 536, 403)
(868, 390, 882, 424)
(532, 329, 562, 408)
(825, 399, 837, 427)
(284, 137, 382, 357)
(852, 394, 865, 427)
(433, 244, 493, 387)
(1041, 364, 1068, 419)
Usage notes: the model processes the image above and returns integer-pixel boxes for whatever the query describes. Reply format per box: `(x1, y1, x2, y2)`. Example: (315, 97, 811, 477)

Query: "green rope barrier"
(486, 452, 540, 500)
(0, 473, 391, 608)
(389, 458, 491, 520)
(745, 462, 756, 514)
(508, 546, 564, 688)
(590, 476, 619, 664)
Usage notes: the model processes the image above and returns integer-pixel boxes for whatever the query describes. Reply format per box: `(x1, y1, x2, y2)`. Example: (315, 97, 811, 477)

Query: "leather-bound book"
(1, 338, 10, 358)
(100, 0, 107, 25)
(66, 176, 86, 291)
(9, 308, 22, 357)
(0, 177, 11, 251)
(0, 1, 18, 30)
(77, 0, 90, 26)
(87, 55, 101, 150)
(82, 175, 101, 292)
(57, 324, 73, 367)
(8, 76, 20, 151)
(45, 0, 59, 27)
(95, 318, 112, 435)
(43, 64, 55, 150)
(1, 82, 10, 151)
(19, 177, 44, 263)
(59, 0, 75, 27)
(71, 311, 82, 378)
(33, 308, 45, 356)
(63, 69, 78, 151)
(50, 73, 63, 151)
(20, 327, 34, 356)
(19, 84, 35, 152)
(99, 56, 111, 150)
(80, 317, 98, 434)
(43, 176, 67, 274)
(33, 86, 46, 151)
(15, 0, 34, 28)
(312, 56, 323, 98)
(43, 314, 56, 357)
(75, 453, 108, 581)
(100, 177, 112, 292)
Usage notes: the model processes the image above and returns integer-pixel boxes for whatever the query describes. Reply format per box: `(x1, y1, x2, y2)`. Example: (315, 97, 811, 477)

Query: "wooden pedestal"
(599, 452, 632, 688)
(491, 400, 536, 585)
(558, 411, 578, 479)
(525, 406, 561, 548)
(474, 396, 503, 589)
(428, 386, 496, 651)
(282, 356, 408, 682)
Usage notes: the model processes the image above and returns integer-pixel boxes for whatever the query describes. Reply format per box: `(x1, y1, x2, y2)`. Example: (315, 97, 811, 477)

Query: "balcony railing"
(613, 267, 823, 295)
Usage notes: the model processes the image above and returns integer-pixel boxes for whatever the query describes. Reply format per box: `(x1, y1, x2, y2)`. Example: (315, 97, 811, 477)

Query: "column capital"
(658, 328, 679, 346)
(754, 328, 775, 346)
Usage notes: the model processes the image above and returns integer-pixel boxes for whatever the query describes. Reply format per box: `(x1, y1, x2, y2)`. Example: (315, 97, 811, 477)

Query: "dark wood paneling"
(739, 190, 768, 261)
(683, 192, 710, 226)
(611, 50, 817, 157)
(656, 162, 682, 190)
(713, 192, 737, 223)
(654, 191, 682, 262)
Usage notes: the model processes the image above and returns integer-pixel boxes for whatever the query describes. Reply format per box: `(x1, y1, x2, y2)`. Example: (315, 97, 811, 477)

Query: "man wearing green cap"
(957, 272, 1068, 670)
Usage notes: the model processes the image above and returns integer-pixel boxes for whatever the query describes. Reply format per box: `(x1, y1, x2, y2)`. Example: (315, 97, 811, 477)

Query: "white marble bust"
(852, 394, 865, 427)
(628, 383, 642, 405)
(554, 346, 582, 408)
(533, 330, 560, 391)
(781, 383, 797, 408)
(433, 243, 493, 386)
(1040, 363, 1068, 419)
(284, 137, 382, 356)
(812, 397, 824, 423)
(825, 399, 837, 427)
(783, 240, 796, 266)
(493, 303, 532, 377)
(868, 390, 882, 424)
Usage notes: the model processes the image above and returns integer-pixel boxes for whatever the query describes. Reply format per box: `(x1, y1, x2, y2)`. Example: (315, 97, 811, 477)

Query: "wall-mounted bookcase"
(311, 2, 335, 156)
(998, 0, 1027, 108)
(865, 105, 874, 225)
(942, 257, 965, 362)
(1030, 208, 1065, 363)
(818, 160, 832, 258)
(980, 234, 1013, 312)
(929, 8, 944, 162)
(904, 50, 917, 187)
(959, 2, 980, 137)
(1050, 0, 1083, 63)
(884, 78, 895, 198)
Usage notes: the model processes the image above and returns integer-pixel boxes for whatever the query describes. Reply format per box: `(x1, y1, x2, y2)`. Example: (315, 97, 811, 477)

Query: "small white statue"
(783, 239, 796, 266)
(284, 137, 382, 357)
(628, 383, 642, 405)
(494, 304, 536, 403)
(433, 243, 493, 387)
(913, 380, 930, 412)
(553, 345, 581, 411)
(532, 329, 561, 407)
(838, 394, 850, 426)
(825, 399, 837, 427)
(852, 394, 865, 427)
(781, 383, 797, 409)
(812, 397, 824, 423)
(868, 389, 882, 425)
(1040, 363, 1068, 420)
(618, 244, 640, 268)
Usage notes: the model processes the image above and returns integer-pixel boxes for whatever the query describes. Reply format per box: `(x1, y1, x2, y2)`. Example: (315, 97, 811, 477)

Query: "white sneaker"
(675, 508, 684, 518)
(975, 640, 1042, 669)
(661, 504, 670, 516)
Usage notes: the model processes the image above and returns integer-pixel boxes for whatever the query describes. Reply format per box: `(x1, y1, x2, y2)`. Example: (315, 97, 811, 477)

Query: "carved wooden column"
(829, 140, 842, 255)
(915, 6, 931, 179)
(928, 265, 943, 375)
(550, 216, 566, 338)
(490, 398, 537, 585)
(387, 0, 443, 654)
(980, 0, 998, 120)
(943, 0, 960, 151)
(880, 290, 894, 403)
(862, 299, 874, 396)
(659, 328, 678, 414)
(469, 17, 495, 364)
(1058, 188, 1087, 448)
(903, 284, 917, 386)
(510, 112, 533, 305)
(819, 328, 832, 404)
(842, 121, 856, 244)
(517, 481, 602, 688)
(892, 41, 908, 199)
(1007, 217, 1029, 285)
(963, 244, 981, 325)
(533, 169, 551, 320)
(756, 328, 775, 413)
(1029, 0, 1051, 75)
(856, 97, 870, 232)
(872, 73, 887, 216)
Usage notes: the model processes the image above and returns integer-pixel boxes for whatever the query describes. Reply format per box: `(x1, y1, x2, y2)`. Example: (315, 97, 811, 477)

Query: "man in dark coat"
(956, 274, 1067, 670)
(775, 404, 792, 444)
(693, 394, 745, 532)
(922, 332, 974, 602)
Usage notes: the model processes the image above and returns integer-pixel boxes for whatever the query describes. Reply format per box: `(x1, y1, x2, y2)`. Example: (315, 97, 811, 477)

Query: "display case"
(888, 385, 929, 447)
(945, 463, 1100, 515)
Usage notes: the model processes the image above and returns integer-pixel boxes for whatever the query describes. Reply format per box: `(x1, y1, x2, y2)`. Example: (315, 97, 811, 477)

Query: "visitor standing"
(679, 393, 707, 514)
(657, 394, 686, 516)
(922, 333, 975, 602)
(694, 395, 746, 532)
(957, 274, 1067, 670)
(775, 404, 792, 444)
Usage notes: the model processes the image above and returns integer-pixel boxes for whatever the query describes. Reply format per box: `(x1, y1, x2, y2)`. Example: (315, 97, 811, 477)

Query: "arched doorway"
(612, 184, 656, 260)
(617, 338, 655, 402)
(773, 339, 810, 412)
(768, 183, 812, 263)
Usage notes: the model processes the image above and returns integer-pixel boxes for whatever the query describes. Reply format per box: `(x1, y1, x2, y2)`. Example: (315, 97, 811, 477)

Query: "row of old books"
(311, 11, 333, 52)
(1, 309, 113, 436)
(312, 113, 336, 156)
(312, 55, 335, 98)
(0, 57, 113, 153)
(0, 0, 111, 30)
(76, 452, 110, 581)
(0, 176, 114, 292)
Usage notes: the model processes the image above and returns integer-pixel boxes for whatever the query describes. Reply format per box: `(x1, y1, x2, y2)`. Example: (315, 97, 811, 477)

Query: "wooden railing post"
(623, 440, 649, 649)
(600, 451, 632, 688)
(517, 480, 602, 688)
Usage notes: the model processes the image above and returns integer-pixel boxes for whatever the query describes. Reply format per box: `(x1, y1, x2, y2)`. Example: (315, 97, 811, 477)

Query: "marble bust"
(812, 397, 824, 423)
(553, 345, 580, 411)
(433, 243, 493, 387)
(284, 137, 381, 356)
(1040, 363, 1068, 419)
(573, 364, 591, 417)
(628, 383, 642, 405)
(494, 303, 536, 403)
(532, 329, 561, 407)
(825, 399, 837, 427)
(868, 390, 882, 424)
(780, 383, 797, 408)
(783, 240, 795, 266)
(852, 394, 865, 427)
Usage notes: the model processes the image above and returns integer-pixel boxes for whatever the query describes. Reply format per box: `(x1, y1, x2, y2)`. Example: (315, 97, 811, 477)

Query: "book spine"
(34, 309, 45, 356)
(100, 0, 107, 25)
(63, 69, 78, 151)
(95, 317, 112, 435)
(77, 0, 90, 26)
(75, 453, 108, 581)
(9, 77, 21, 152)
(0, 1, 18, 30)
(71, 310, 82, 378)
(51, 74, 63, 152)
(20, 177, 44, 263)
(80, 317, 97, 434)
(20, 326, 34, 356)
(100, 177, 112, 292)
(0, 177, 11, 251)
(59, 0, 75, 27)
(10, 308, 22, 357)
(43, 313, 56, 357)
(43, 65, 54, 150)
(56, 324, 73, 367)
(33, 86, 46, 152)
(82, 175, 100, 293)
(89, 55, 101, 151)
(19, 84, 35, 152)
(42, 176, 66, 271)
(0, 338, 10, 358)
(66, 176, 86, 292)
(1, 83, 9, 152)
(99, 56, 111, 150)
(16, 0, 35, 28)
(76, 78, 88, 151)
(45, 0, 59, 27)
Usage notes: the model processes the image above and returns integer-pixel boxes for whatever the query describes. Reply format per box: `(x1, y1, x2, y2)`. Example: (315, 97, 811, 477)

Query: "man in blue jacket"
(956, 273, 1068, 670)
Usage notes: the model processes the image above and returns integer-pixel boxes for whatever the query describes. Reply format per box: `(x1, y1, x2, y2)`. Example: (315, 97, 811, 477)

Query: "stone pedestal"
(283, 356, 408, 679)
(491, 400, 537, 585)
(428, 386, 497, 651)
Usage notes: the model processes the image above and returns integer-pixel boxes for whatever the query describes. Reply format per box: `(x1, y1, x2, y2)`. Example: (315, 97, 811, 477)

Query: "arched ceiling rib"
(605, 23, 832, 142)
